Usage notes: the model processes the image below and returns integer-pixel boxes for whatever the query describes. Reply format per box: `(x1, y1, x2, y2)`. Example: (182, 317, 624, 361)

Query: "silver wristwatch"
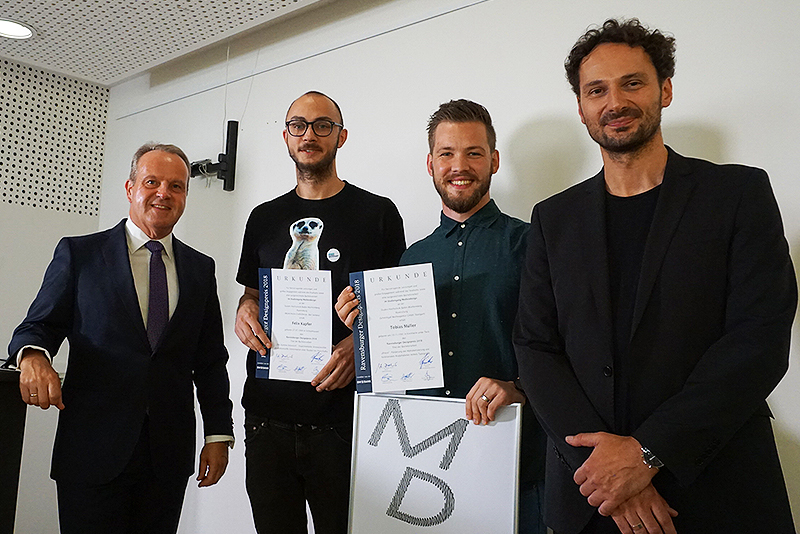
(641, 446, 664, 469)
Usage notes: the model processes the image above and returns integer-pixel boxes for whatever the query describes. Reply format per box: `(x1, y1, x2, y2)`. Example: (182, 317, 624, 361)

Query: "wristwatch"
(641, 446, 664, 469)
(513, 377, 525, 392)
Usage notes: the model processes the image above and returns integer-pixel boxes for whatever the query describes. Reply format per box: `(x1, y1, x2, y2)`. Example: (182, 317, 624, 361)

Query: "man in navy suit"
(8, 144, 234, 534)
(513, 19, 796, 534)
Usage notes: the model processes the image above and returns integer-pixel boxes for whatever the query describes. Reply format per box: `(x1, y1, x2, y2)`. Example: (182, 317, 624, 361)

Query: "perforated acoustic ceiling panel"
(0, 0, 328, 86)
(1, 59, 108, 216)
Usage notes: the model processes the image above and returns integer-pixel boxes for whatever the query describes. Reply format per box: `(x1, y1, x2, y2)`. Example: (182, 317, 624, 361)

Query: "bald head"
(286, 91, 343, 125)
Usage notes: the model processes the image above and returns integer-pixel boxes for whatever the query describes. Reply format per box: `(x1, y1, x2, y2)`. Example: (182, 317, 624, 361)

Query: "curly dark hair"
(565, 18, 676, 96)
(427, 99, 496, 153)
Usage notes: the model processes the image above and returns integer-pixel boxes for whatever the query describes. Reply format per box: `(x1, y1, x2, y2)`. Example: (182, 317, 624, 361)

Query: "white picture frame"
(349, 393, 521, 533)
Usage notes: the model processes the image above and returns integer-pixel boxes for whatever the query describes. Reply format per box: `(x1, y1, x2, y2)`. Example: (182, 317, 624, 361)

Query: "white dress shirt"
(125, 218, 179, 324)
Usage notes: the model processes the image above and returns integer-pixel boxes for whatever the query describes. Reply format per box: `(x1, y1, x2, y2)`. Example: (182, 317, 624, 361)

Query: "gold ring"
(632, 524, 644, 530)
(30, 393, 38, 397)
(480, 394, 490, 403)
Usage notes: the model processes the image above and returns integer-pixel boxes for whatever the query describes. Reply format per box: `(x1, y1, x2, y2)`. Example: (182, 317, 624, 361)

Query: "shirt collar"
(440, 199, 502, 236)
(125, 218, 174, 258)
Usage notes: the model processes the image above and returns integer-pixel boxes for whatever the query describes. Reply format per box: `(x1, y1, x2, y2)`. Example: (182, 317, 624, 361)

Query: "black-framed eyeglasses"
(285, 119, 343, 137)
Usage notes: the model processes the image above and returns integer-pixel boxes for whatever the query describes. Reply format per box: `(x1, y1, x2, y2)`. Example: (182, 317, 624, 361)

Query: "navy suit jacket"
(514, 149, 796, 533)
(8, 220, 233, 485)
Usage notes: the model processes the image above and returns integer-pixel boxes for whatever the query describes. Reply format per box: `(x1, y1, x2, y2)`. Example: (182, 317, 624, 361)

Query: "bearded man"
(234, 91, 405, 534)
(336, 99, 546, 534)
(513, 19, 796, 534)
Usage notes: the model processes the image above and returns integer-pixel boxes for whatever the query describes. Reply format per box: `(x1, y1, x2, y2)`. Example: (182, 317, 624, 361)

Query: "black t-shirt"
(605, 185, 660, 434)
(237, 181, 406, 425)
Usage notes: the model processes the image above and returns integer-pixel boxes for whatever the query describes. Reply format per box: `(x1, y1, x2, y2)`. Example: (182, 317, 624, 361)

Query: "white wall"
(56, 0, 800, 531)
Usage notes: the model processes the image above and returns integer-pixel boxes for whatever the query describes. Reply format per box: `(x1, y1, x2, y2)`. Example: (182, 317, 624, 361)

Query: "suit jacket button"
(603, 366, 613, 377)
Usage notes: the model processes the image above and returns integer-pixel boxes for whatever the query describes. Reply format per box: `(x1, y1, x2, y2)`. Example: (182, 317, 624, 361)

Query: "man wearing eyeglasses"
(234, 91, 406, 533)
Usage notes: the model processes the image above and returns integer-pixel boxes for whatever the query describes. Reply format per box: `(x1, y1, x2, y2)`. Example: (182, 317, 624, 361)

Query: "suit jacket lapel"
(574, 171, 617, 426)
(582, 172, 615, 345)
(101, 220, 150, 348)
(630, 148, 696, 338)
(163, 237, 196, 345)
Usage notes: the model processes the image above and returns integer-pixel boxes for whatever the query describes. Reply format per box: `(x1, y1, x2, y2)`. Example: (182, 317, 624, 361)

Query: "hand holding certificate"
(258, 268, 332, 381)
(349, 264, 444, 393)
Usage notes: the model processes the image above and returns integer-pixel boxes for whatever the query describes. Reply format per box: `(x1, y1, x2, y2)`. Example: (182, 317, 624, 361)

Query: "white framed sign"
(349, 394, 521, 533)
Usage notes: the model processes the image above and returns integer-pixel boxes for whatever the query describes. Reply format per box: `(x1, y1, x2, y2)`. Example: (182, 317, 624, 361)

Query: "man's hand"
(18, 349, 64, 410)
(611, 483, 678, 534)
(196, 441, 229, 487)
(566, 432, 657, 515)
(234, 288, 271, 355)
(334, 286, 359, 329)
(311, 334, 355, 392)
(465, 377, 526, 425)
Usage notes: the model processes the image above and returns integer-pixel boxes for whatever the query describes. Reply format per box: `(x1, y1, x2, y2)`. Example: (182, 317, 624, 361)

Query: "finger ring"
(480, 394, 490, 403)
(632, 524, 644, 530)
(30, 393, 38, 397)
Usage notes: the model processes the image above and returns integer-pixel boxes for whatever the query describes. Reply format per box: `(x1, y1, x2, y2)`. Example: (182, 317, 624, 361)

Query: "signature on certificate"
(276, 364, 289, 373)
(294, 366, 306, 374)
(378, 361, 398, 370)
(401, 372, 414, 382)
(310, 352, 325, 364)
(381, 373, 394, 383)
(422, 371, 435, 381)
(419, 353, 434, 369)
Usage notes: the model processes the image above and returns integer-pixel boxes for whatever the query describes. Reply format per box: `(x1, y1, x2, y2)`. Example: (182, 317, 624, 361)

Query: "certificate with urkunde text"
(258, 268, 332, 381)
(350, 263, 443, 393)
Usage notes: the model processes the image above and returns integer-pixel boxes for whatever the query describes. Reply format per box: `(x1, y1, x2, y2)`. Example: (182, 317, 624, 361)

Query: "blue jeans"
(244, 415, 352, 534)
(519, 405, 547, 534)
(519, 481, 546, 534)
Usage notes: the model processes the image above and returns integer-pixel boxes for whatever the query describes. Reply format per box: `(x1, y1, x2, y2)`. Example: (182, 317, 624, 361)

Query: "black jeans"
(244, 414, 352, 534)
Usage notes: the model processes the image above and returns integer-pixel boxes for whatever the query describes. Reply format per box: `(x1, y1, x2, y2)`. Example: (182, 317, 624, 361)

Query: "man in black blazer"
(513, 19, 796, 534)
(7, 144, 234, 534)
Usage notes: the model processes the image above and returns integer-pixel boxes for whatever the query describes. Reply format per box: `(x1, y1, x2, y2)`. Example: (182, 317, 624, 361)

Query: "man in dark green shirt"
(337, 99, 545, 534)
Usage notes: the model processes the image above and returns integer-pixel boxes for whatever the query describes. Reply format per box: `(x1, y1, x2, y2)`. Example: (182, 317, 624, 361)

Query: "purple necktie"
(145, 240, 168, 349)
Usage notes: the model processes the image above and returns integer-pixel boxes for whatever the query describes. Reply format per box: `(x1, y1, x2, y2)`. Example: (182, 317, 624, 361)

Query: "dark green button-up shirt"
(401, 199, 545, 488)
(400, 199, 528, 398)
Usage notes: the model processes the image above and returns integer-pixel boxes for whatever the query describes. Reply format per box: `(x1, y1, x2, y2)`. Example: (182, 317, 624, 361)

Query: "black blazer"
(8, 220, 233, 485)
(514, 149, 796, 533)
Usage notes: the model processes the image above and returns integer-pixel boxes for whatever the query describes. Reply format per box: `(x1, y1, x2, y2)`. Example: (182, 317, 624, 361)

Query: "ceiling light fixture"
(0, 19, 34, 39)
